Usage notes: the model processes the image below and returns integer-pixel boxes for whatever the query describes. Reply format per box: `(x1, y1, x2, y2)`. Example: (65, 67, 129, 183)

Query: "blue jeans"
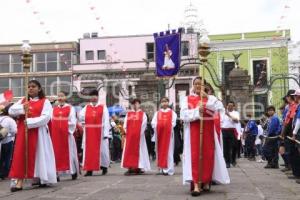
(0, 141, 14, 178)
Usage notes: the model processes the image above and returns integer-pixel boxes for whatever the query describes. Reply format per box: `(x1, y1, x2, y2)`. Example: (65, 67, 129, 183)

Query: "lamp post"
(21, 40, 32, 178)
(197, 32, 210, 190)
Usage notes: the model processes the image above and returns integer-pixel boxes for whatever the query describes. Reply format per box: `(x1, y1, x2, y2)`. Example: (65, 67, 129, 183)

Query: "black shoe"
(39, 184, 48, 188)
(57, 176, 60, 182)
(271, 164, 279, 169)
(296, 179, 300, 184)
(191, 190, 201, 196)
(101, 167, 108, 175)
(10, 187, 23, 192)
(281, 168, 291, 172)
(124, 169, 133, 176)
(226, 163, 230, 168)
(264, 164, 272, 169)
(71, 173, 78, 180)
(84, 171, 93, 176)
(232, 162, 237, 167)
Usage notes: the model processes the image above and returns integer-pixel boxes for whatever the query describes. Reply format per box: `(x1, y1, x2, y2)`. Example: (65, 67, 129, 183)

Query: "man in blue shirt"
(244, 113, 258, 161)
(263, 106, 281, 169)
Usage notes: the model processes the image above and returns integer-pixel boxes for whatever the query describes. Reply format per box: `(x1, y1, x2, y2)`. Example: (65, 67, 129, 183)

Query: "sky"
(0, 0, 299, 49)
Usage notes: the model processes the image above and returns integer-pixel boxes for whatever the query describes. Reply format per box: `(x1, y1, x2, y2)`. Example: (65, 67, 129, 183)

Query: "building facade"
(0, 42, 78, 99)
(207, 30, 290, 113)
(74, 30, 290, 117)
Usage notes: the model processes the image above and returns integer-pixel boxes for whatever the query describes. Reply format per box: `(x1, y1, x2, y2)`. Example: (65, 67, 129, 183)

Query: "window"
(0, 54, 9, 73)
(97, 50, 106, 60)
(11, 54, 22, 72)
(85, 51, 94, 60)
(46, 52, 57, 71)
(146, 43, 154, 60)
(59, 52, 72, 71)
(46, 77, 58, 95)
(34, 77, 46, 90)
(0, 78, 9, 93)
(35, 53, 46, 72)
(11, 78, 23, 97)
(253, 60, 267, 89)
(223, 61, 235, 85)
(181, 41, 189, 56)
(58, 76, 71, 93)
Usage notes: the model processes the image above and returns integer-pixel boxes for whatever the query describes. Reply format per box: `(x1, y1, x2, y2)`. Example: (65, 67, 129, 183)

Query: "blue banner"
(154, 30, 181, 77)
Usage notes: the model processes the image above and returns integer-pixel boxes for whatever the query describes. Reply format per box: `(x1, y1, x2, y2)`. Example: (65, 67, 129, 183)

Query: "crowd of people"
(0, 77, 299, 196)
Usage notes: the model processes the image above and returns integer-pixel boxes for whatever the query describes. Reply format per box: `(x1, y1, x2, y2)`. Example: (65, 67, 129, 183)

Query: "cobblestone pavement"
(0, 158, 300, 200)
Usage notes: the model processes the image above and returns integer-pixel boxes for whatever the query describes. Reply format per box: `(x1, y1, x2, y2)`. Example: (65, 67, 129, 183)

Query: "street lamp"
(21, 40, 32, 178)
(198, 32, 211, 63)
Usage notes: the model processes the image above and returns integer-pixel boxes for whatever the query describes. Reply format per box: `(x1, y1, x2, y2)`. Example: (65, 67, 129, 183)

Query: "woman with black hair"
(122, 98, 151, 175)
(50, 91, 79, 181)
(8, 80, 57, 192)
(79, 89, 110, 176)
(180, 76, 229, 196)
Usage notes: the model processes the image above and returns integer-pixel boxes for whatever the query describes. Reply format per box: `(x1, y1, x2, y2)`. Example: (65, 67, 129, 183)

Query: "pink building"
(73, 31, 199, 115)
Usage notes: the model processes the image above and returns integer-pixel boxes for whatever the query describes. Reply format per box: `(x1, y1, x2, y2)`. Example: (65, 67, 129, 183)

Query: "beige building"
(0, 42, 78, 99)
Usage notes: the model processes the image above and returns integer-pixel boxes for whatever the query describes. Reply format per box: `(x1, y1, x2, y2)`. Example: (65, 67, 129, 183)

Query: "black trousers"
(222, 129, 235, 165)
(245, 134, 256, 158)
(290, 141, 300, 177)
(0, 141, 13, 178)
(263, 138, 279, 166)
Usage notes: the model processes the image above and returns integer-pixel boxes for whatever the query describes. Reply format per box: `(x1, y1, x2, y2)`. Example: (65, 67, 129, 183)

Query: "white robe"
(9, 98, 57, 184)
(79, 103, 110, 169)
(151, 108, 177, 175)
(180, 94, 230, 185)
(51, 104, 79, 175)
(121, 110, 151, 171)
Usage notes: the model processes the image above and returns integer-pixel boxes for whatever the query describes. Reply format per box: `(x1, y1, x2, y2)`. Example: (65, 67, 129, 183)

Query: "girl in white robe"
(50, 91, 79, 180)
(79, 90, 110, 176)
(151, 97, 177, 175)
(9, 80, 56, 192)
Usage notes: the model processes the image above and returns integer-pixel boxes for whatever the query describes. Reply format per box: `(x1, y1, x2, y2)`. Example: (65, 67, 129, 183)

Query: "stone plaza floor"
(0, 158, 300, 200)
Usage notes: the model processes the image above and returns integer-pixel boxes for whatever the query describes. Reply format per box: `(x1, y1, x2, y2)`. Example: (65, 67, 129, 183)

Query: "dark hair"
(227, 101, 235, 106)
(205, 83, 214, 95)
(89, 89, 98, 96)
(267, 105, 276, 112)
(192, 76, 207, 85)
(0, 103, 13, 116)
(59, 91, 69, 96)
(131, 98, 141, 105)
(160, 97, 169, 102)
(28, 80, 45, 99)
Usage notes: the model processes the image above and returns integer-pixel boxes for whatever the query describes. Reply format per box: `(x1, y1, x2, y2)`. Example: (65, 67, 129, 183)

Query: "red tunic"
(123, 111, 144, 169)
(51, 105, 71, 171)
(188, 95, 215, 184)
(83, 105, 103, 171)
(156, 110, 172, 168)
(9, 98, 46, 179)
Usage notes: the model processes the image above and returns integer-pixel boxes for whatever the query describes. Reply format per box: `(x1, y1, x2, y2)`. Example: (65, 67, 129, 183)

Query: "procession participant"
(180, 76, 229, 196)
(280, 90, 297, 173)
(122, 98, 151, 175)
(290, 89, 300, 181)
(151, 97, 177, 175)
(221, 101, 240, 168)
(244, 113, 258, 161)
(263, 106, 281, 169)
(0, 104, 17, 179)
(50, 91, 79, 181)
(79, 89, 110, 176)
(9, 80, 56, 192)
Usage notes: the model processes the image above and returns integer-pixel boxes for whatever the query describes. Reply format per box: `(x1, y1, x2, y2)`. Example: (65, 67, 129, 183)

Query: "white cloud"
(0, 0, 299, 44)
